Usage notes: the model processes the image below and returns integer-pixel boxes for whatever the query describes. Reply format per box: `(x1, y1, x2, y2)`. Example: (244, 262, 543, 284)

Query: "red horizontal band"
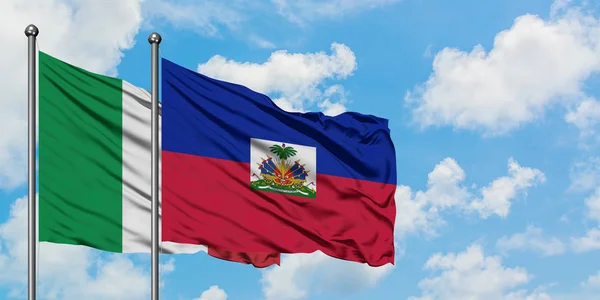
(162, 151, 396, 267)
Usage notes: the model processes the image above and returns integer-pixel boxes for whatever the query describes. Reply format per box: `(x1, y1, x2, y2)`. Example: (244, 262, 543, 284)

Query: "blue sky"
(1, 0, 600, 299)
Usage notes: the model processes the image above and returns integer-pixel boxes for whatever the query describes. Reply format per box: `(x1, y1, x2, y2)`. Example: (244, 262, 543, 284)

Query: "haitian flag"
(161, 58, 397, 267)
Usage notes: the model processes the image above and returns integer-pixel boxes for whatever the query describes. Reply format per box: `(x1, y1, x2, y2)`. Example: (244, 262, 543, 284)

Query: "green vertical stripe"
(39, 51, 124, 252)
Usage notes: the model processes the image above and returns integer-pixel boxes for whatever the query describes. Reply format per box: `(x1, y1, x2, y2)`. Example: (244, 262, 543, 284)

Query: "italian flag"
(37, 51, 279, 267)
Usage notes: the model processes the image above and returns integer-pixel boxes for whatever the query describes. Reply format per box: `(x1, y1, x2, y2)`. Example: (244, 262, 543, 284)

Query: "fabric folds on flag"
(161, 58, 397, 267)
(38, 51, 279, 268)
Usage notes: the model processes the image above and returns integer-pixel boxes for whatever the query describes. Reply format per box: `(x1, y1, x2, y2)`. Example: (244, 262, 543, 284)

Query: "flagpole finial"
(148, 32, 162, 44)
(24, 24, 39, 37)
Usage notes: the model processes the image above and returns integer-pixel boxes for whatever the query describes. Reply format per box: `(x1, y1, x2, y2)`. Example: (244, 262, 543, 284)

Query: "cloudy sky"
(1, 0, 600, 299)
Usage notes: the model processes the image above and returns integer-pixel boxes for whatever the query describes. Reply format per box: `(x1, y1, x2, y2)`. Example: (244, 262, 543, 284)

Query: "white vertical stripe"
(121, 80, 207, 254)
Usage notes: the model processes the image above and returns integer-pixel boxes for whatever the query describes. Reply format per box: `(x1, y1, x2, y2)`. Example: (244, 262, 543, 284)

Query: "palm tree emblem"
(251, 142, 315, 198)
(269, 143, 297, 160)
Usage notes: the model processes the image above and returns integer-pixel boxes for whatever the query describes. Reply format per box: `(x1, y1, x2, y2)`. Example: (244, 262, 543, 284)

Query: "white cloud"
(272, 98, 306, 113)
(550, 0, 574, 17)
(570, 187, 600, 253)
(318, 99, 347, 116)
(565, 97, 600, 138)
(194, 285, 228, 300)
(248, 34, 277, 49)
(536, 270, 600, 299)
(394, 158, 469, 238)
(569, 156, 600, 192)
(0, 196, 154, 299)
(197, 43, 356, 113)
(409, 244, 549, 300)
(468, 158, 546, 218)
(504, 290, 553, 300)
(158, 257, 176, 288)
(585, 188, 600, 222)
(582, 270, 600, 289)
(317, 85, 348, 116)
(571, 228, 600, 253)
(568, 155, 600, 253)
(496, 226, 566, 256)
(142, 0, 399, 47)
(0, 0, 143, 189)
(271, 0, 401, 25)
(260, 251, 393, 300)
(396, 157, 545, 238)
(160, 257, 176, 273)
(143, 0, 244, 36)
(405, 2, 600, 136)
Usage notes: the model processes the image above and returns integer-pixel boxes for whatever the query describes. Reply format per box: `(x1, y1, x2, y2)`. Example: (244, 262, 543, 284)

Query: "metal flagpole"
(25, 24, 39, 300)
(148, 32, 162, 300)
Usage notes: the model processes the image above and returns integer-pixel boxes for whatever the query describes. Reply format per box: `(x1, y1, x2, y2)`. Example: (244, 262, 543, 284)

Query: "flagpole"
(25, 24, 39, 300)
(149, 32, 162, 300)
